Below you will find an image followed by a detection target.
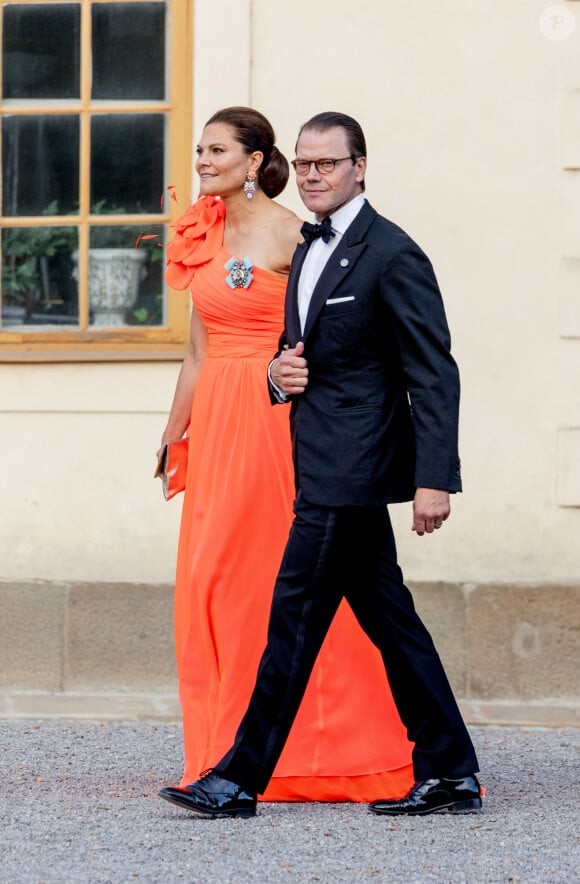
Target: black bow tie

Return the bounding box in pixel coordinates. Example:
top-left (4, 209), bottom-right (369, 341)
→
top-left (301, 216), bottom-right (335, 245)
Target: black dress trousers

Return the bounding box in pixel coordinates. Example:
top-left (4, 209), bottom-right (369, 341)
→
top-left (216, 493), bottom-right (479, 796)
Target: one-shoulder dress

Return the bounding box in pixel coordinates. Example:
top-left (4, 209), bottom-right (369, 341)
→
top-left (165, 196), bottom-right (414, 801)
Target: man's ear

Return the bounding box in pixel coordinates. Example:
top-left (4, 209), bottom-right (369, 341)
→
top-left (355, 156), bottom-right (367, 183)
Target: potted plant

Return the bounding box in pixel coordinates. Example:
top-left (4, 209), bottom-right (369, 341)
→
top-left (1, 203), bottom-right (75, 325)
top-left (72, 201), bottom-right (149, 327)
top-left (2, 202), bottom-right (160, 328)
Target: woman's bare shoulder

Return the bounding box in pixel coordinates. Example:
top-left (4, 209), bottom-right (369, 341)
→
top-left (269, 203), bottom-right (304, 246)
top-left (254, 202), bottom-right (304, 273)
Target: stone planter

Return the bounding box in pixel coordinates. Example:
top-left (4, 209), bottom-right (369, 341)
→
top-left (72, 249), bottom-right (147, 327)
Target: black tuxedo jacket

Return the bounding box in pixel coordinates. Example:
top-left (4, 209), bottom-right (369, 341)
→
top-left (273, 199), bottom-right (462, 507)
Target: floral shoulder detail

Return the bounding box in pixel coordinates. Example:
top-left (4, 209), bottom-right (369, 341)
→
top-left (165, 196), bottom-right (226, 291)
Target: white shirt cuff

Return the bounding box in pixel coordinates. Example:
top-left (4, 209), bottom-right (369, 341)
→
top-left (268, 359), bottom-right (289, 402)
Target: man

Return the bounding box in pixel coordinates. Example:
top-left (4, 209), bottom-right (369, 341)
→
top-left (159, 111), bottom-right (481, 818)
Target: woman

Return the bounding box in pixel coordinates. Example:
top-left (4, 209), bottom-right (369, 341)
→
top-left (159, 106), bottom-right (414, 801)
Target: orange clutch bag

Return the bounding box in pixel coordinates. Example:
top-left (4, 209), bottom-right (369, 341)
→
top-left (154, 438), bottom-right (189, 501)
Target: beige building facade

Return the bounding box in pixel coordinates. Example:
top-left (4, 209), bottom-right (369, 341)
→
top-left (0, 1), bottom-right (578, 723)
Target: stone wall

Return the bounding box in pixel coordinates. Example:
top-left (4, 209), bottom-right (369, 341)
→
top-left (1, 581), bottom-right (577, 726)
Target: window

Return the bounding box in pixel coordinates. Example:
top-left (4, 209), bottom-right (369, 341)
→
top-left (0, 0), bottom-right (192, 360)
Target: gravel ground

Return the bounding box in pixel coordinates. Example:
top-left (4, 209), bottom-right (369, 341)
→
top-left (0, 722), bottom-right (577, 883)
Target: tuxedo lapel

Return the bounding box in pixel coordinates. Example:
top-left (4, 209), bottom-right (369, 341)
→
top-left (302, 241), bottom-right (366, 341)
top-left (286, 241), bottom-right (309, 346)
top-left (302, 201), bottom-right (377, 342)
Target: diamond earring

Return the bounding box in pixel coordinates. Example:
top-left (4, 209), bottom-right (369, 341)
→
top-left (243, 171), bottom-right (256, 200)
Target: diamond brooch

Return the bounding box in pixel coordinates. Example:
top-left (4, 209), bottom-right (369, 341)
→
top-left (225, 257), bottom-right (254, 290)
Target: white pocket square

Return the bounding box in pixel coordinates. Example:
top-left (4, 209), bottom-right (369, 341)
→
top-left (325, 296), bottom-right (355, 304)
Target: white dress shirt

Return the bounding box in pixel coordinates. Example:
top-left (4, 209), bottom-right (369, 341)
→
top-left (269, 194), bottom-right (366, 401)
top-left (297, 194), bottom-right (366, 332)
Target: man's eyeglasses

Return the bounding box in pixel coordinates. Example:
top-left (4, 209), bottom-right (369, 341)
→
top-left (291, 156), bottom-right (358, 176)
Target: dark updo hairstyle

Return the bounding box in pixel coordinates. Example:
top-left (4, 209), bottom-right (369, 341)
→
top-left (296, 111), bottom-right (367, 192)
top-left (205, 106), bottom-right (289, 199)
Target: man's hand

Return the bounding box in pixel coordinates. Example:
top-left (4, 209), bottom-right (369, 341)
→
top-left (270, 341), bottom-right (309, 396)
top-left (412, 487), bottom-right (450, 536)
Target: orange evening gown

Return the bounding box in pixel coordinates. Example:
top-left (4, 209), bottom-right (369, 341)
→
top-left (166, 197), bottom-right (414, 801)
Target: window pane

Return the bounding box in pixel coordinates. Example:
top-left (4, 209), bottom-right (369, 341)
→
top-left (2, 4), bottom-right (80, 100)
top-left (92, 2), bottom-right (165, 100)
top-left (87, 226), bottom-right (164, 327)
top-left (1, 226), bottom-right (79, 328)
top-left (2, 115), bottom-right (80, 216)
top-left (90, 114), bottom-right (165, 213)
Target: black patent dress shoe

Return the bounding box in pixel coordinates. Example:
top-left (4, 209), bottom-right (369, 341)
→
top-left (369, 775), bottom-right (482, 816)
top-left (158, 771), bottom-right (256, 818)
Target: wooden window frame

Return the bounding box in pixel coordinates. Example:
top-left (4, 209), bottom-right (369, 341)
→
top-left (0, 0), bottom-right (192, 362)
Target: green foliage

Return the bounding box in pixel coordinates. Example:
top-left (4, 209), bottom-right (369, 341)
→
top-left (89, 200), bottom-right (142, 249)
top-left (1, 202), bottom-right (76, 303)
top-left (1, 201), bottom-right (161, 306)
top-left (127, 294), bottom-right (163, 325)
